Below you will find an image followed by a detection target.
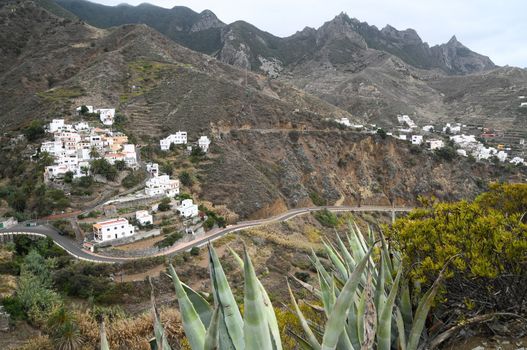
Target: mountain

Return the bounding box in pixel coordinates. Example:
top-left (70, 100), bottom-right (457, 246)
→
top-left (56, 0), bottom-right (496, 75)
top-left (2, 0), bottom-right (520, 219)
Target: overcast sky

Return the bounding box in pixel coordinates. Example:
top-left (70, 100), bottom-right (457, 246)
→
top-left (91, 0), bottom-right (526, 67)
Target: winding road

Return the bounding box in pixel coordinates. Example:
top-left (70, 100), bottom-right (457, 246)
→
top-left (0, 205), bottom-right (412, 264)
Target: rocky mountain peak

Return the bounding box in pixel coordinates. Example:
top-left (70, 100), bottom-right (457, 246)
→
top-left (380, 25), bottom-right (423, 45)
top-left (190, 9), bottom-right (225, 32)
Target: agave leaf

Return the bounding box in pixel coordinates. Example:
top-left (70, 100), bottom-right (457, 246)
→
top-left (229, 246), bottom-right (283, 349)
top-left (323, 238), bottom-right (348, 278)
top-left (318, 269), bottom-right (335, 317)
top-left (406, 271), bottom-right (444, 350)
top-left (243, 247), bottom-right (273, 350)
top-left (320, 248), bottom-right (372, 350)
top-left (399, 279), bottom-right (413, 336)
top-left (99, 320), bottom-right (110, 350)
top-left (182, 283), bottom-right (212, 328)
top-left (395, 308), bottom-right (407, 350)
top-left (288, 281), bottom-right (321, 350)
top-left (287, 329), bottom-right (319, 350)
top-left (374, 254), bottom-right (386, 321)
top-left (208, 245), bottom-right (244, 350)
top-left (346, 302), bottom-right (360, 350)
top-left (377, 265), bottom-right (402, 350)
top-left (168, 264), bottom-right (206, 350)
top-left (356, 283), bottom-right (366, 345)
top-left (150, 285), bottom-right (172, 350)
top-left (335, 232), bottom-right (356, 274)
top-left (204, 307), bottom-right (220, 350)
top-left (346, 222), bottom-right (366, 262)
top-left (311, 250), bottom-right (332, 286)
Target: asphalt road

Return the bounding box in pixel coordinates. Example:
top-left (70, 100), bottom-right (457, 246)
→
top-left (0, 205), bottom-right (412, 264)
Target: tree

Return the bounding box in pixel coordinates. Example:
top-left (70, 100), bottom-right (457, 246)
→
top-left (179, 171), bottom-right (193, 187)
top-left (114, 160), bottom-right (127, 171)
top-left (63, 171), bottom-right (74, 184)
top-left (89, 147), bottom-right (99, 159)
top-left (79, 105), bottom-right (89, 115)
top-left (8, 190), bottom-right (26, 212)
top-left (376, 128), bottom-right (387, 139)
top-left (24, 120), bottom-right (45, 142)
top-left (190, 247), bottom-right (200, 256)
top-left (158, 197), bottom-right (171, 211)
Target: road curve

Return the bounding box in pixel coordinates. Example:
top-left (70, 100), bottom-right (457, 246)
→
top-left (0, 205), bottom-right (412, 264)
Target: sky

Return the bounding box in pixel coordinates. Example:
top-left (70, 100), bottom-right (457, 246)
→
top-left (91, 0), bottom-right (526, 67)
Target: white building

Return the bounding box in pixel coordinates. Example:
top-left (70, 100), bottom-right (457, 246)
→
top-left (422, 125), bottom-right (434, 132)
top-left (443, 123), bottom-right (461, 134)
top-left (49, 119), bottom-right (65, 133)
top-left (75, 122), bottom-right (90, 131)
top-left (96, 108), bottom-right (115, 126)
top-left (160, 131), bottom-right (187, 150)
top-left (146, 163), bottom-right (159, 177)
top-left (411, 135), bottom-right (423, 145)
top-left (122, 144), bottom-right (137, 167)
top-left (76, 105), bottom-right (94, 114)
top-left (397, 115), bottom-right (417, 129)
top-left (521, 102), bottom-right (527, 108)
top-left (510, 157), bottom-right (525, 165)
top-left (457, 149), bottom-right (467, 157)
top-left (0, 217), bottom-right (17, 229)
top-left (335, 117), bottom-right (351, 127)
top-left (93, 218), bottom-right (135, 242)
top-left (145, 175), bottom-right (180, 197)
top-left (136, 210), bottom-right (153, 226)
top-left (177, 199), bottom-right (199, 218)
top-left (496, 151), bottom-right (508, 162)
top-left (198, 136), bottom-right (211, 153)
top-left (41, 140), bottom-right (64, 156)
top-left (429, 139), bottom-right (444, 150)
top-left (399, 135), bottom-right (407, 141)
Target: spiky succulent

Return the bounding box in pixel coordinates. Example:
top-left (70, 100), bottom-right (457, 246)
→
top-left (99, 217), bottom-right (442, 350)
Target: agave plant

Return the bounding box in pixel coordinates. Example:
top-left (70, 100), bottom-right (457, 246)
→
top-left (288, 220), bottom-right (444, 350)
top-left (165, 243), bottom-right (372, 350)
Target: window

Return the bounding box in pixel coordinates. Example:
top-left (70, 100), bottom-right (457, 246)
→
top-left (106, 228), bottom-right (110, 231)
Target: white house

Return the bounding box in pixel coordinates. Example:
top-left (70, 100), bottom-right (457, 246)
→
top-left (399, 135), bottom-right (407, 141)
top-left (429, 139), bottom-right (444, 150)
top-left (496, 151), bottom-right (508, 162)
top-left (443, 123), bottom-right (461, 134)
top-left (41, 140), bottom-right (63, 156)
top-left (96, 108), bottom-right (115, 126)
top-left (146, 163), bottom-right (159, 177)
top-left (457, 149), bottom-right (467, 157)
top-left (136, 210), bottom-right (153, 226)
top-left (521, 102), bottom-right (527, 108)
top-left (198, 136), bottom-right (211, 153)
top-left (49, 119), bottom-right (65, 133)
top-left (411, 135), bottom-right (423, 145)
top-left (510, 157), bottom-right (525, 165)
top-left (422, 125), bottom-right (434, 132)
top-left (160, 131), bottom-right (187, 150)
top-left (122, 144), bottom-right (137, 167)
top-left (0, 217), bottom-right (17, 229)
top-left (76, 105), bottom-right (94, 114)
top-left (93, 218), bottom-right (135, 242)
top-left (397, 115), bottom-right (417, 129)
top-left (335, 117), bottom-right (351, 127)
top-left (145, 175), bottom-right (180, 197)
top-left (177, 199), bottom-right (199, 218)
top-left (74, 122), bottom-right (90, 131)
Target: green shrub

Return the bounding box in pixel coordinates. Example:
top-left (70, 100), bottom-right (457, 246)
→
top-left (179, 171), bottom-right (193, 187)
top-left (190, 247), bottom-right (200, 256)
top-left (386, 184), bottom-right (527, 315)
top-left (313, 209), bottom-right (338, 227)
top-left (309, 192), bottom-right (327, 206)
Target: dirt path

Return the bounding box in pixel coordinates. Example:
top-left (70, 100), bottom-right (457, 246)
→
top-left (118, 264), bottom-right (167, 283)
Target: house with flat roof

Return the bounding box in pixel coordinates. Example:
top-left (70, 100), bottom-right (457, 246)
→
top-left (93, 218), bottom-right (134, 242)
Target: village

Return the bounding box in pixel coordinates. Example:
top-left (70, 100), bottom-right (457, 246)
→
top-left (335, 96), bottom-right (527, 167)
top-left (34, 104), bottom-right (215, 254)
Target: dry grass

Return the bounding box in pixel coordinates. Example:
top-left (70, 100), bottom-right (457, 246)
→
top-left (0, 274), bottom-right (17, 298)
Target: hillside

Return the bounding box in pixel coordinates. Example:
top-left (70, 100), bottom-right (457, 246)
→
top-left (0, 0), bottom-right (525, 220)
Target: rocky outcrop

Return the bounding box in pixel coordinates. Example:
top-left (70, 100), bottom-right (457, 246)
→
top-left (430, 36), bottom-right (496, 74)
top-left (190, 10), bottom-right (225, 32)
